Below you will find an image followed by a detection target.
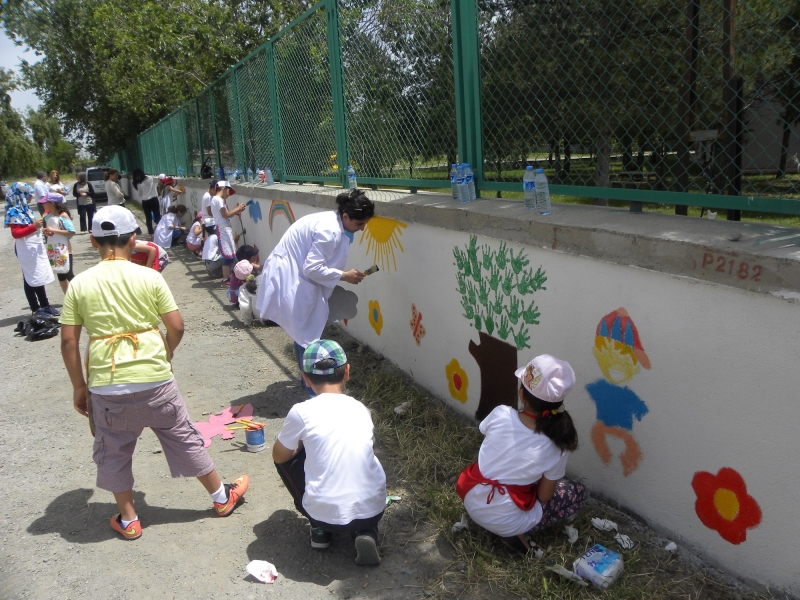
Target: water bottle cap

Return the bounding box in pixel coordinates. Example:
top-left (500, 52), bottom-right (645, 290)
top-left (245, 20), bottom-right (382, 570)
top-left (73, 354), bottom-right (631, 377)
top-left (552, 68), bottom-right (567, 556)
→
top-left (526, 165), bottom-right (533, 170)
top-left (536, 168), bottom-right (544, 173)
top-left (464, 163), bottom-right (470, 167)
top-left (451, 164), bottom-right (457, 167)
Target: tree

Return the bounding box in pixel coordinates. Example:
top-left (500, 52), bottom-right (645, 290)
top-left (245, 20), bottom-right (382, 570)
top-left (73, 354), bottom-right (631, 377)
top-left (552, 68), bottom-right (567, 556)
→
top-left (2, 0), bottom-right (314, 159)
top-left (0, 68), bottom-right (45, 178)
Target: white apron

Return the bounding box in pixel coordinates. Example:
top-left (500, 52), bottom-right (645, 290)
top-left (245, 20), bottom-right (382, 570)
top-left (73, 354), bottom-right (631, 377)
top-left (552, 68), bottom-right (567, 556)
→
top-left (16, 232), bottom-right (55, 287)
top-left (153, 213), bottom-right (177, 248)
top-left (256, 211), bottom-right (350, 347)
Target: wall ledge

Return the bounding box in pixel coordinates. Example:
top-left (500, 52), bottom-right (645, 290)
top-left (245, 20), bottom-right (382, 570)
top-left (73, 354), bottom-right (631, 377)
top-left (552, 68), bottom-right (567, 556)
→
top-left (181, 179), bottom-right (800, 297)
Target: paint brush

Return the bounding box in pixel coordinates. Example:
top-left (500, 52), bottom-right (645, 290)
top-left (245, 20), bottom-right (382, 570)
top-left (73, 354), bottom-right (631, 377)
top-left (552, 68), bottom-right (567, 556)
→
top-left (363, 264), bottom-right (379, 276)
top-left (232, 403), bottom-right (245, 417)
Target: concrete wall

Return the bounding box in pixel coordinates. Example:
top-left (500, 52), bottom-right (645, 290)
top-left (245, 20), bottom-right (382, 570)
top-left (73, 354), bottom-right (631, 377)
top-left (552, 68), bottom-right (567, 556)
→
top-left (180, 180), bottom-right (800, 595)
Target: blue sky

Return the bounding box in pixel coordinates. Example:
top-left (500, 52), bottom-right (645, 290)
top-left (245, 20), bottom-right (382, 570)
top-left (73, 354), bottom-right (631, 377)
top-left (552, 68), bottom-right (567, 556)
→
top-left (0, 27), bottom-right (41, 111)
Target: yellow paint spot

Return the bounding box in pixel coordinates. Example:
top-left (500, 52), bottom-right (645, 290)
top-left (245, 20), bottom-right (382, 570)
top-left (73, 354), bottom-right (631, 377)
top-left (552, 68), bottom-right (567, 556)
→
top-left (360, 216), bottom-right (407, 272)
top-left (713, 488), bottom-right (740, 521)
top-left (445, 359), bottom-right (469, 404)
top-left (592, 336), bottom-right (640, 385)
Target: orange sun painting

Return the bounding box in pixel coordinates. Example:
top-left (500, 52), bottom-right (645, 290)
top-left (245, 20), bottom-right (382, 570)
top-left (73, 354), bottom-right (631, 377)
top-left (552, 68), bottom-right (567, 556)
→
top-left (359, 216), bottom-right (407, 272)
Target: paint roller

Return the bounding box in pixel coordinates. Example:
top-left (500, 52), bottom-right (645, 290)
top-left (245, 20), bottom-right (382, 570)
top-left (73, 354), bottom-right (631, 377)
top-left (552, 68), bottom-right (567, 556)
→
top-left (363, 265), bottom-right (380, 276)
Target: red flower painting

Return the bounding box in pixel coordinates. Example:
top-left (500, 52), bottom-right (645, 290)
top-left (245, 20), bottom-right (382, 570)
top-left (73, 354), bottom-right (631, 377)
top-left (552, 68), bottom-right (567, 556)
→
top-left (691, 467), bottom-right (762, 545)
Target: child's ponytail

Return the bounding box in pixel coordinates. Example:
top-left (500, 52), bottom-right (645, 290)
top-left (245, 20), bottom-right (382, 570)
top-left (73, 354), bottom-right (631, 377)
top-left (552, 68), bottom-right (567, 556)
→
top-left (521, 387), bottom-right (578, 452)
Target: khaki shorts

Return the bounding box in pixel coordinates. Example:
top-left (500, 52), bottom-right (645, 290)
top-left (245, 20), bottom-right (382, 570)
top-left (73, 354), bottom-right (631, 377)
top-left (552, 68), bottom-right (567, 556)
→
top-left (91, 380), bottom-right (214, 493)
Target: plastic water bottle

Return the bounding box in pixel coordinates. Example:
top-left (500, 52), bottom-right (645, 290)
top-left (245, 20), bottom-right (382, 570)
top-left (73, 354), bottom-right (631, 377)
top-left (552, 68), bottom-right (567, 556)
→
top-left (534, 168), bottom-right (551, 215)
top-left (177, 166), bottom-right (184, 178)
top-left (463, 163), bottom-right (476, 201)
top-left (266, 167), bottom-right (275, 186)
top-left (523, 166), bottom-right (536, 209)
top-left (224, 166), bottom-right (232, 180)
top-left (347, 165), bottom-right (357, 190)
top-left (456, 165), bottom-right (469, 204)
top-left (450, 164), bottom-right (459, 201)
top-left (218, 166), bottom-right (225, 181)
top-left (247, 167), bottom-right (253, 182)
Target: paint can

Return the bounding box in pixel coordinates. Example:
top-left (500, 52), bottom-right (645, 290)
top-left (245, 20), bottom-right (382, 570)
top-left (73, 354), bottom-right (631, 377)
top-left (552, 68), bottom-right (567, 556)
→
top-left (245, 427), bottom-right (265, 453)
top-left (573, 544), bottom-right (624, 589)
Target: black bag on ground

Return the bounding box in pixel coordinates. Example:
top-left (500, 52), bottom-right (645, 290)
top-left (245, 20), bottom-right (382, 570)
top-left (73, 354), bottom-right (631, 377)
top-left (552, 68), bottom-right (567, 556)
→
top-left (15, 315), bottom-right (61, 341)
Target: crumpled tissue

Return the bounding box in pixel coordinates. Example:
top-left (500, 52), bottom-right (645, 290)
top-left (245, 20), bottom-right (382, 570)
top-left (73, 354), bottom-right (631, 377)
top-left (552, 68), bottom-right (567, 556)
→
top-left (548, 565), bottom-right (589, 586)
top-left (452, 514), bottom-right (468, 533)
top-left (394, 401), bottom-right (411, 415)
top-left (246, 560), bottom-right (279, 584)
top-left (591, 518), bottom-right (636, 549)
top-left (564, 525), bottom-right (579, 545)
top-left (664, 541), bottom-right (678, 552)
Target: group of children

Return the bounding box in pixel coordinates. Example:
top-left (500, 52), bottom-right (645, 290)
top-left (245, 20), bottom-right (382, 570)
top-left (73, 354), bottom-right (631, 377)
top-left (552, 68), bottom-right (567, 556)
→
top-left (52, 180), bottom-right (587, 569)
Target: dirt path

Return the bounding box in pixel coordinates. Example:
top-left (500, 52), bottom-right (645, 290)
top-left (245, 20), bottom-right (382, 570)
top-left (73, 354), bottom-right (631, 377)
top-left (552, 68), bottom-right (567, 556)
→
top-left (0, 199), bottom-right (451, 599)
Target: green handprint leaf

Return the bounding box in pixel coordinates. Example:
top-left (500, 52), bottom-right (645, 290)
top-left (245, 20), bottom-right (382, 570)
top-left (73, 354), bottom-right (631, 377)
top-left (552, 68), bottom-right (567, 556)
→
top-left (498, 315), bottom-right (510, 340)
top-left (501, 273), bottom-right (514, 296)
top-left (474, 313), bottom-right (482, 331)
top-left (484, 312), bottom-right (495, 336)
top-left (530, 266), bottom-right (548, 292)
top-left (488, 265), bottom-right (500, 292)
top-left (456, 271), bottom-right (467, 295)
top-left (452, 247), bottom-right (466, 271)
top-left (477, 279), bottom-right (490, 309)
top-left (522, 300), bottom-right (541, 325)
top-left (506, 295), bottom-right (521, 324)
top-left (495, 241), bottom-right (509, 270)
top-left (461, 296), bottom-right (474, 320)
top-left (481, 246), bottom-right (494, 270)
top-left (491, 290), bottom-right (504, 315)
top-left (466, 281), bottom-right (476, 306)
top-left (510, 248), bottom-right (530, 275)
top-left (513, 323), bottom-right (531, 350)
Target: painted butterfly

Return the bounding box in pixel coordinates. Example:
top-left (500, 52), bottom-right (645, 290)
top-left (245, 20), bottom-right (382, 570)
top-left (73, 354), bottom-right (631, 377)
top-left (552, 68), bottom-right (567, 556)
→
top-left (410, 303), bottom-right (426, 346)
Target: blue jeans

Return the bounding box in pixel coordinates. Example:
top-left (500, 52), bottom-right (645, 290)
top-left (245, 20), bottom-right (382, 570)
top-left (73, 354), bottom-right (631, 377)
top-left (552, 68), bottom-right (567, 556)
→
top-left (293, 342), bottom-right (316, 398)
top-left (171, 229), bottom-right (182, 243)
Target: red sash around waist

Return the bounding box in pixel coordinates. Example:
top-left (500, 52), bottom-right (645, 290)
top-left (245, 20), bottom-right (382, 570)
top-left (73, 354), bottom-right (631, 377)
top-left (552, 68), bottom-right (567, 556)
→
top-left (456, 462), bottom-right (538, 511)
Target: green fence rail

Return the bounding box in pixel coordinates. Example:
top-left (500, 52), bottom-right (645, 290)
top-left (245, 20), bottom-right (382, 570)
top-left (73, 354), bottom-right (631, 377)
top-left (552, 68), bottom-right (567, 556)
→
top-left (110, 0), bottom-right (800, 218)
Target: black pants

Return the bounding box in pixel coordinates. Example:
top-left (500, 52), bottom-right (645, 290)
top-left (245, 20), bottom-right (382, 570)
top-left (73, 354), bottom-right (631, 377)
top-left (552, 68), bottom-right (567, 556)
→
top-left (141, 197), bottom-right (161, 234)
top-left (77, 202), bottom-right (96, 232)
top-left (57, 255), bottom-right (75, 282)
top-left (23, 278), bottom-right (49, 312)
top-left (275, 448), bottom-right (384, 533)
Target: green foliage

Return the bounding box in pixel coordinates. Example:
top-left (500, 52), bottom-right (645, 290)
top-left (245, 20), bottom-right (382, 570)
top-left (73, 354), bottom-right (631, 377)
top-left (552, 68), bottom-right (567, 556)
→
top-left (0, 68), bottom-right (45, 178)
top-left (2, 0), bottom-right (314, 159)
top-left (454, 235), bottom-right (547, 350)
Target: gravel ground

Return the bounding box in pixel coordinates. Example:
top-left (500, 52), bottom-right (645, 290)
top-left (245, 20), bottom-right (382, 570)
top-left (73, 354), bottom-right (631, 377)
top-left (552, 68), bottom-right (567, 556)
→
top-left (0, 195), bottom-right (451, 600)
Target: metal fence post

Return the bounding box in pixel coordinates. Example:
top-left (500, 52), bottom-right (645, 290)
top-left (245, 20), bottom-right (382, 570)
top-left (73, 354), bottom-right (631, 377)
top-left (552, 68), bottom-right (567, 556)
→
top-left (194, 97), bottom-right (204, 177)
top-left (326, 0), bottom-right (349, 188)
top-left (231, 67), bottom-right (248, 173)
top-left (267, 43), bottom-right (286, 181)
top-left (451, 0), bottom-right (484, 197)
top-left (209, 90), bottom-right (223, 177)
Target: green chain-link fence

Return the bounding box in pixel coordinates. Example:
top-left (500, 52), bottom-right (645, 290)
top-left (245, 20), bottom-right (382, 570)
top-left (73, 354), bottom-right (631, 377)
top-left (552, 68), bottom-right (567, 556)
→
top-left (111, 0), bottom-right (800, 218)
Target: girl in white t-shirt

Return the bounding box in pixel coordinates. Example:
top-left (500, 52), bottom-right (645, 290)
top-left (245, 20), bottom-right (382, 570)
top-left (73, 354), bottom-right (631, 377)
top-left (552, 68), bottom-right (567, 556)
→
top-left (153, 204), bottom-right (187, 249)
top-left (457, 354), bottom-right (586, 554)
top-left (185, 211), bottom-right (205, 257)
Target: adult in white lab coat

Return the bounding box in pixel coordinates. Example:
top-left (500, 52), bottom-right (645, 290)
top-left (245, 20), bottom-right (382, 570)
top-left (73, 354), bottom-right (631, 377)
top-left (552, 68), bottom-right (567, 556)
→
top-left (256, 189), bottom-right (375, 396)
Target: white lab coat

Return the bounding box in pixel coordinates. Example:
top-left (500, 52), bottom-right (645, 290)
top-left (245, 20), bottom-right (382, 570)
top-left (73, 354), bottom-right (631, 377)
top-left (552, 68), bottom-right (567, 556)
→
top-left (256, 211), bottom-right (350, 347)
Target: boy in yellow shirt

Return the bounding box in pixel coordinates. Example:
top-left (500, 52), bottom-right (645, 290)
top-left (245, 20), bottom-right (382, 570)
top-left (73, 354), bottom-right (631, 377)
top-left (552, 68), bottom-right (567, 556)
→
top-left (60, 205), bottom-right (249, 540)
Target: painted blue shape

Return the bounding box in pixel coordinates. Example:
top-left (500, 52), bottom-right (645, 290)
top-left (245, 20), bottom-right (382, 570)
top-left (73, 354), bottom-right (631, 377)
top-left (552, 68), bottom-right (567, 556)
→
top-left (586, 379), bottom-right (648, 430)
top-left (344, 230), bottom-right (354, 244)
top-left (372, 308), bottom-right (378, 322)
top-left (598, 320), bottom-right (610, 337)
top-left (610, 316), bottom-right (622, 343)
top-left (248, 199), bottom-right (262, 223)
top-left (623, 322), bottom-right (634, 346)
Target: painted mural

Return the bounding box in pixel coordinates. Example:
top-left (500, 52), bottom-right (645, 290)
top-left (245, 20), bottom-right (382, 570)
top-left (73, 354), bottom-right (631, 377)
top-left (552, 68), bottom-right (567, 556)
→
top-left (247, 199), bottom-right (263, 223)
top-left (410, 303), bottom-right (426, 346)
top-left (454, 236), bottom-right (547, 420)
top-left (360, 216), bottom-right (407, 272)
top-left (692, 467), bottom-right (762, 544)
top-left (445, 359), bottom-right (469, 403)
top-left (268, 200), bottom-right (295, 231)
top-left (368, 300), bottom-right (383, 335)
top-left (586, 308), bottom-right (650, 476)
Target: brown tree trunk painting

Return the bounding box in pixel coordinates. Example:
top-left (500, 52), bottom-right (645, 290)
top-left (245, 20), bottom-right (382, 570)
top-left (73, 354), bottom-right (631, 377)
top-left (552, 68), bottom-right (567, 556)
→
top-left (469, 332), bottom-right (519, 421)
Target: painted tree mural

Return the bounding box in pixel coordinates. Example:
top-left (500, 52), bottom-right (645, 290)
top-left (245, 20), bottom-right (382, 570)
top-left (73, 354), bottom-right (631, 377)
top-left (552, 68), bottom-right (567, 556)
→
top-left (453, 236), bottom-right (547, 420)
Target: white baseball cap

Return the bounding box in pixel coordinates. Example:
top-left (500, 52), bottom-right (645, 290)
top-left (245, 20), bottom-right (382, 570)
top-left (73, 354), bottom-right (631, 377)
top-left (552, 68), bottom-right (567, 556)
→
top-left (514, 354), bottom-right (576, 403)
top-left (215, 180), bottom-right (236, 195)
top-left (91, 205), bottom-right (139, 237)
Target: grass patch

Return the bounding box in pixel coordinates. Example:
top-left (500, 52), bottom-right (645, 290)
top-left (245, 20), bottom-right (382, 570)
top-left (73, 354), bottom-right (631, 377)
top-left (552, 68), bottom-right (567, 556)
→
top-left (328, 330), bottom-right (771, 599)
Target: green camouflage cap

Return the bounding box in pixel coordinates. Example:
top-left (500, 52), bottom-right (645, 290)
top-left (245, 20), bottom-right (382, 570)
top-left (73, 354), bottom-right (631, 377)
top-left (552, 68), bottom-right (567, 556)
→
top-left (302, 340), bottom-right (348, 375)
